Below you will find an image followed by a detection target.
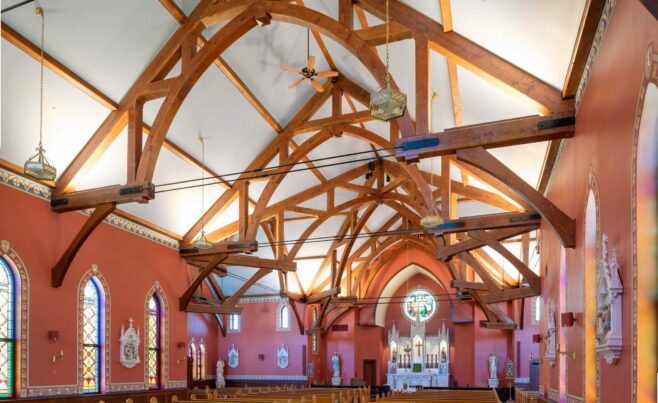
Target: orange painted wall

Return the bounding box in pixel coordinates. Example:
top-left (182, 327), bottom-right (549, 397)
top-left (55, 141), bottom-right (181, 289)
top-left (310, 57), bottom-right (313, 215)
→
top-left (0, 183), bottom-right (217, 393)
top-left (538, 0), bottom-right (658, 401)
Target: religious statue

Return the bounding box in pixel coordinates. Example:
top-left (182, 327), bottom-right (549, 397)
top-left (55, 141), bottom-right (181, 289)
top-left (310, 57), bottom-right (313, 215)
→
top-left (228, 344), bottom-right (239, 368)
top-left (595, 234), bottom-right (624, 364)
top-left (215, 359), bottom-right (225, 389)
top-left (331, 353), bottom-right (341, 385)
top-left (392, 348), bottom-right (397, 362)
top-left (277, 344), bottom-right (289, 369)
top-left (119, 318), bottom-right (140, 368)
top-left (331, 353), bottom-right (340, 377)
top-left (488, 353), bottom-right (497, 379)
top-left (440, 345), bottom-right (447, 362)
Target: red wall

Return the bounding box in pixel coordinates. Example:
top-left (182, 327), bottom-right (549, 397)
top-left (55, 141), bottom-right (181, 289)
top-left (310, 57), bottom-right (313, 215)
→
top-left (0, 183), bottom-right (217, 394)
top-left (218, 301), bottom-right (307, 377)
top-left (538, 0), bottom-right (658, 401)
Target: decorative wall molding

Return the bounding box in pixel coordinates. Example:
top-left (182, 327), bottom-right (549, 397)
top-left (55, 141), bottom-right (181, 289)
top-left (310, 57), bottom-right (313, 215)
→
top-left (515, 377), bottom-right (530, 384)
top-left (165, 380), bottom-right (187, 389)
top-left (239, 295), bottom-right (288, 304)
top-left (631, 42), bottom-right (658, 403)
top-left (27, 385), bottom-right (79, 397)
top-left (575, 0), bottom-right (618, 110)
top-left (567, 393), bottom-right (585, 403)
top-left (0, 167), bottom-right (179, 250)
top-left (225, 375), bottom-right (308, 381)
top-left (108, 382), bottom-right (147, 392)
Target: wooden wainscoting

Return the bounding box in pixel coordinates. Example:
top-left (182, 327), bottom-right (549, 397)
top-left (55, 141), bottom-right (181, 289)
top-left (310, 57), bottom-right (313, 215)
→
top-left (5, 388), bottom-right (188, 403)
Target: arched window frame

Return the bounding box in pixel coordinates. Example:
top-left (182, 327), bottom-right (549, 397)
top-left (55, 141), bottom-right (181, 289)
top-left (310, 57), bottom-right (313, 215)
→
top-left (77, 265), bottom-right (110, 395)
top-left (276, 302), bottom-right (291, 332)
top-left (227, 313), bottom-right (240, 333)
top-left (144, 282), bottom-right (169, 390)
top-left (188, 339), bottom-right (198, 380)
top-left (311, 307), bottom-right (318, 354)
top-left (0, 241), bottom-right (28, 399)
top-left (197, 339), bottom-right (206, 380)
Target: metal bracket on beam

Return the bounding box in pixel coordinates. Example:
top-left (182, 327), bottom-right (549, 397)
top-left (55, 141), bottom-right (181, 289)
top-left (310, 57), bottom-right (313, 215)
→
top-left (51, 182), bottom-right (155, 212)
top-left (537, 116), bottom-right (575, 130)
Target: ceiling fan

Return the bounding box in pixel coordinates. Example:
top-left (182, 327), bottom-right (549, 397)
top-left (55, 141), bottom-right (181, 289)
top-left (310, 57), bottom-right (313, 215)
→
top-left (280, 29), bottom-right (338, 92)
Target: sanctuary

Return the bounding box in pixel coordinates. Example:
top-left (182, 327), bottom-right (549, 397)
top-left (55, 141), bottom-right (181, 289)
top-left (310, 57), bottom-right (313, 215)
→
top-left (386, 290), bottom-right (450, 390)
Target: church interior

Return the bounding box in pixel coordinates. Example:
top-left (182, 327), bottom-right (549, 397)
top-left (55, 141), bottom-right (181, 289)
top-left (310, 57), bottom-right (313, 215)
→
top-left (0, 0), bottom-right (657, 402)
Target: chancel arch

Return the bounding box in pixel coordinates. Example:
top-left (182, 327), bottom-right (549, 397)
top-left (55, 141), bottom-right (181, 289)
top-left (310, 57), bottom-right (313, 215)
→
top-left (0, 241), bottom-right (28, 399)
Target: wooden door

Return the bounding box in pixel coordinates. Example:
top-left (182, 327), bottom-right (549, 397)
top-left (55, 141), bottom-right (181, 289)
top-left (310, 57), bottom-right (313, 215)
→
top-left (363, 359), bottom-right (377, 386)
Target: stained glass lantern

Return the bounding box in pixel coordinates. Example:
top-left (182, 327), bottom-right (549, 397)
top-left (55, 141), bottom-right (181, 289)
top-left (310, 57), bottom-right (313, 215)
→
top-left (24, 144), bottom-right (56, 181)
top-left (192, 231), bottom-right (212, 250)
top-left (420, 214), bottom-right (443, 229)
top-left (370, 73), bottom-right (407, 121)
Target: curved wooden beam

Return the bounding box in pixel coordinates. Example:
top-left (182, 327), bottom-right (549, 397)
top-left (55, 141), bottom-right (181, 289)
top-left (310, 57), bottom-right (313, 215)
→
top-left (456, 147), bottom-right (575, 247)
top-left (51, 202), bottom-right (116, 287)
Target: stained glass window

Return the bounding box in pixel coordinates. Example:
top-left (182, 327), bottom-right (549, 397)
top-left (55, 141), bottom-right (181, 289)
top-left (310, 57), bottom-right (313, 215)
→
top-left (189, 343), bottom-right (197, 380)
top-left (82, 279), bottom-right (100, 394)
top-left (403, 289), bottom-right (436, 322)
top-left (311, 307), bottom-right (318, 353)
top-left (0, 258), bottom-right (15, 398)
top-left (147, 294), bottom-right (161, 389)
top-left (198, 343), bottom-right (206, 379)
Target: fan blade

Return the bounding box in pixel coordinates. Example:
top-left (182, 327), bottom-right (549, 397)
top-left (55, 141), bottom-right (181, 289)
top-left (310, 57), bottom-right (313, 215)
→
top-left (307, 55), bottom-right (316, 70)
top-left (310, 78), bottom-right (324, 92)
top-left (280, 66), bottom-right (301, 74)
top-left (316, 71), bottom-right (339, 77)
top-left (288, 77), bottom-right (305, 89)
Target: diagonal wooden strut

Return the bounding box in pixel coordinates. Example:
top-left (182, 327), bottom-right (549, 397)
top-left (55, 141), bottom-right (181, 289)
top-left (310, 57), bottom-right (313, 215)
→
top-left (180, 254), bottom-right (228, 311)
top-left (51, 202), bottom-right (116, 287)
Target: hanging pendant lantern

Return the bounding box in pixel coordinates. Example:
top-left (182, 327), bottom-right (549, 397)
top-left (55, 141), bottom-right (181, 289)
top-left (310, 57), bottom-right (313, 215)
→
top-left (24, 7), bottom-right (57, 181)
top-left (369, 0), bottom-right (406, 121)
top-left (193, 230), bottom-right (213, 250)
top-left (192, 136), bottom-right (213, 250)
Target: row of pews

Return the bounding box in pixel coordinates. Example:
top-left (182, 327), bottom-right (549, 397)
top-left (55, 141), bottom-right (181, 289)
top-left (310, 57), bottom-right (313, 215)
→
top-left (176, 386), bottom-right (502, 403)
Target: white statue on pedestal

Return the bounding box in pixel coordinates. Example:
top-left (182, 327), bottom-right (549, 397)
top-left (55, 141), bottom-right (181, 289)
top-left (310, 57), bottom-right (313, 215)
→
top-left (215, 359), bottom-right (225, 388)
top-left (331, 353), bottom-right (341, 385)
top-left (487, 353), bottom-right (499, 388)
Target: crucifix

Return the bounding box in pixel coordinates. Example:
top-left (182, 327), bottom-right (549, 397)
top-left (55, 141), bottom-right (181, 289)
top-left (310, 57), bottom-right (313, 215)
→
top-left (415, 340), bottom-right (423, 356)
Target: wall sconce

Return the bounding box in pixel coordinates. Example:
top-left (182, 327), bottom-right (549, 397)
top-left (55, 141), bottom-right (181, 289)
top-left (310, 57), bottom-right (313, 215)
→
top-left (557, 344), bottom-right (576, 360)
top-left (561, 312), bottom-right (577, 327)
top-left (52, 350), bottom-right (64, 364)
top-left (48, 331), bottom-right (59, 341)
top-left (258, 354), bottom-right (265, 361)
top-left (532, 334), bottom-right (542, 343)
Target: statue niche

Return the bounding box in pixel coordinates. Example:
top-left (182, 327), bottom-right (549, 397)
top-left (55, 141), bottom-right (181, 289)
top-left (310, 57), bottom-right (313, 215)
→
top-left (119, 318), bottom-right (140, 368)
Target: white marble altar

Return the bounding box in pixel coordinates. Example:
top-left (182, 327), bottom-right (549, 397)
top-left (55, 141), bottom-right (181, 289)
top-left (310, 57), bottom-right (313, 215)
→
top-left (386, 316), bottom-right (450, 390)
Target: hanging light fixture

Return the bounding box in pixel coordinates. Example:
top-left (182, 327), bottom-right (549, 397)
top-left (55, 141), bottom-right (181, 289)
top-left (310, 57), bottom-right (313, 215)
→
top-left (193, 136), bottom-right (212, 250)
top-left (420, 95), bottom-right (443, 229)
top-left (369, 0), bottom-right (407, 121)
top-left (24, 7), bottom-right (57, 181)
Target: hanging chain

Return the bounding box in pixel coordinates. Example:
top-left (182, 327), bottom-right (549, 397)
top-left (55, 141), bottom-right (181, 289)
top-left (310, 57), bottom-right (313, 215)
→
top-left (199, 136), bottom-right (206, 236)
top-left (385, 0), bottom-right (390, 84)
top-left (37, 7), bottom-right (45, 150)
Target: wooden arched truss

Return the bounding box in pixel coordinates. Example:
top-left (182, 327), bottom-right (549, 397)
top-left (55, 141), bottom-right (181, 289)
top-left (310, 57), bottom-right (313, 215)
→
top-left (4, 0), bottom-right (582, 331)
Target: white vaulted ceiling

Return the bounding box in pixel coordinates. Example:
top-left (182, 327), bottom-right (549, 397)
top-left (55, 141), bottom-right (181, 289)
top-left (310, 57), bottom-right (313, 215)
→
top-left (0, 0), bottom-right (586, 296)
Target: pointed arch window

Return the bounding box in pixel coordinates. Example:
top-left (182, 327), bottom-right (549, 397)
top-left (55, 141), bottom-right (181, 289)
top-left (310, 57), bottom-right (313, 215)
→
top-left (147, 294), bottom-right (161, 389)
top-left (0, 258), bottom-right (15, 398)
top-left (311, 307), bottom-right (318, 354)
top-left (277, 302), bottom-right (291, 331)
top-left (81, 279), bottom-right (101, 393)
top-left (188, 341), bottom-right (198, 380)
top-left (228, 314), bottom-right (240, 332)
top-left (197, 342), bottom-right (206, 380)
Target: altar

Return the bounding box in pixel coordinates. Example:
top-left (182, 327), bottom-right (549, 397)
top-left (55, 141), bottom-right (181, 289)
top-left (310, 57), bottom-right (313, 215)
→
top-left (386, 289), bottom-right (450, 391)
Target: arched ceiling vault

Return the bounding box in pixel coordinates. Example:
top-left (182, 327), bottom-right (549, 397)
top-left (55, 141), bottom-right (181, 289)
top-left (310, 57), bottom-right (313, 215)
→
top-left (1, 0), bottom-right (589, 333)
